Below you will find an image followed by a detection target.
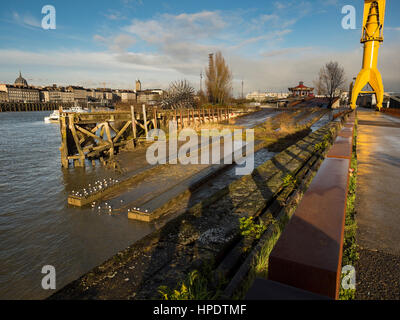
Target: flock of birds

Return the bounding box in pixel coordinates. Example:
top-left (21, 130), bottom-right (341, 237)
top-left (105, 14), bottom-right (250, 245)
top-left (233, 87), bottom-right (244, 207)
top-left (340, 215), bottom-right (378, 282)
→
top-left (70, 178), bottom-right (120, 198)
top-left (70, 177), bottom-right (150, 215)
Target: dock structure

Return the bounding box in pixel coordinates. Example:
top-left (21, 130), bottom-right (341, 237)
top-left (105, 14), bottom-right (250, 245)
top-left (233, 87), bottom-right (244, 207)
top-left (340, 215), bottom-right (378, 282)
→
top-left (0, 102), bottom-right (74, 112)
top-left (60, 105), bottom-right (237, 169)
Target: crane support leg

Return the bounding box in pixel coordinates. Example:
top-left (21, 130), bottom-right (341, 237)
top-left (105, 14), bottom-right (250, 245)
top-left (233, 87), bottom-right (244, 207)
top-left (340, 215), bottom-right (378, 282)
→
top-left (350, 0), bottom-right (386, 110)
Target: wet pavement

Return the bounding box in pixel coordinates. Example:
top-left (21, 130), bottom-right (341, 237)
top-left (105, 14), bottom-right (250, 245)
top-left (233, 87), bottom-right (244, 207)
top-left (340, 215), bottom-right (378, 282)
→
top-left (355, 107), bottom-right (400, 299)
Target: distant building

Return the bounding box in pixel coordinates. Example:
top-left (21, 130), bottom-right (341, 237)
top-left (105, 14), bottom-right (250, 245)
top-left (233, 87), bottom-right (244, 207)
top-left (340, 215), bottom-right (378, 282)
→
top-left (87, 88), bottom-right (114, 104)
top-left (265, 92), bottom-right (289, 99)
top-left (246, 91), bottom-right (289, 101)
top-left (288, 81), bottom-right (314, 97)
top-left (246, 91), bottom-right (267, 102)
top-left (66, 86), bottom-right (89, 103)
top-left (120, 90), bottom-right (136, 102)
top-left (0, 72), bottom-right (40, 103)
top-left (136, 89), bottom-right (163, 105)
top-left (40, 85), bottom-right (74, 103)
top-left (0, 91), bottom-right (8, 102)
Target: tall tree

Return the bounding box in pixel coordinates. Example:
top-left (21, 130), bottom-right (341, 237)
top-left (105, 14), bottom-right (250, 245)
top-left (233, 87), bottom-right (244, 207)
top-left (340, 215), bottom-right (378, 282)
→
top-left (205, 51), bottom-right (232, 104)
top-left (317, 61), bottom-right (346, 107)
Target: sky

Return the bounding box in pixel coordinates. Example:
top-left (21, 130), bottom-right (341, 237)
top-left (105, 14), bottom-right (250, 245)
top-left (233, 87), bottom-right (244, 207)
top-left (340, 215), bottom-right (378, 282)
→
top-left (0, 0), bottom-right (399, 95)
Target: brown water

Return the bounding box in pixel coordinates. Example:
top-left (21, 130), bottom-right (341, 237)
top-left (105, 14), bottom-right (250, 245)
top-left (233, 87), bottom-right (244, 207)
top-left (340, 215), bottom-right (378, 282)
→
top-left (0, 109), bottom-right (311, 299)
top-left (0, 112), bottom-right (155, 299)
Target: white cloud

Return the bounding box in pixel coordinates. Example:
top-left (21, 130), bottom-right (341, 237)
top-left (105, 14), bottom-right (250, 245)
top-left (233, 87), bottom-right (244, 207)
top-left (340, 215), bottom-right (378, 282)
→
top-left (94, 34), bottom-right (136, 52)
top-left (12, 12), bottom-right (41, 29)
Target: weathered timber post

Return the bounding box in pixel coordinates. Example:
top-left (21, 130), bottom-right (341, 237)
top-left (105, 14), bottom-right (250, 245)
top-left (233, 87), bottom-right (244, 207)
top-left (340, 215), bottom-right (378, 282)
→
top-left (69, 113), bottom-right (85, 167)
top-left (104, 122), bottom-right (114, 161)
top-left (60, 114), bottom-right (69, 168)
top-left (153, 108), bottom-right (157, 129)
top-left (180, 109), bottom-right (183, 129)
top-left (131, 106), bottom-right (137, 139)
top-left (142, 104), bottom-right (148, 138)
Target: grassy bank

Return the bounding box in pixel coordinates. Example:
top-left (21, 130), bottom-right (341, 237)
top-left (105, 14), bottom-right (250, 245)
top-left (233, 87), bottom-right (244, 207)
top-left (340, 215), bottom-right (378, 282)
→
top-left (339, 118), bottom-right (358, 300)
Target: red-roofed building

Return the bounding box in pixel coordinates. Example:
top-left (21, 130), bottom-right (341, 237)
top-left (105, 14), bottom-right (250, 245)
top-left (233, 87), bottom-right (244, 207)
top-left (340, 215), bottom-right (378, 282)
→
top-left (288, 81), bottom-right (314, 97)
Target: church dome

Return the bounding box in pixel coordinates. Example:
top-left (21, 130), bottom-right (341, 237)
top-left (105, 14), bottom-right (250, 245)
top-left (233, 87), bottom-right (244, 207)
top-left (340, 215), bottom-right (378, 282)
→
top-left (14, 72), bottom-right (28, 87)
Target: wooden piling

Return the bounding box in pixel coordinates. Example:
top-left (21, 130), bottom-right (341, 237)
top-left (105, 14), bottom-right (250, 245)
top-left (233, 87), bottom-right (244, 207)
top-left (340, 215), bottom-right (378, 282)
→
top-left (142, 104), bottom-right (148, 137)
top-left (131, 106), bottom-right (137, 139)
top-left (153, 108), bottom-right (157, 129)
top-left (60, 114), bottom-right (69, 168)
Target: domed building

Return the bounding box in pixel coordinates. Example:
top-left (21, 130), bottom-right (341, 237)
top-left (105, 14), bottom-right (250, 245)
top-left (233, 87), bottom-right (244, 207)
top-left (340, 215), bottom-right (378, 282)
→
top-left (0, 71), bottom-right (39, 103)
top-left (14, 71), bottom-right (28, 87)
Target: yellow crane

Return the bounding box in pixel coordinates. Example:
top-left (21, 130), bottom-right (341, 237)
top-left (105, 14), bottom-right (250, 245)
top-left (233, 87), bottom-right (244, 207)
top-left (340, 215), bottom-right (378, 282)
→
top-left (351, 0), bottom-right (386, 110)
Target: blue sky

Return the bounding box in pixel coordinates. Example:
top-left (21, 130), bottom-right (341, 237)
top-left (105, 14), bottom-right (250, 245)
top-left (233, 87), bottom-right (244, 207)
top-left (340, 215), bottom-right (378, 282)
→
top-left (0, 0), bottom-right (399, 93)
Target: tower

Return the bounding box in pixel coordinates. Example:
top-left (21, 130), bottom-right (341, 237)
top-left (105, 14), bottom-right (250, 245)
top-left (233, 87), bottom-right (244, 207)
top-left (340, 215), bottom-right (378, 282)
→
top-left (135, 79), bottom-right (141, 92)
top-left (351, 0), bottom-right (386, 110)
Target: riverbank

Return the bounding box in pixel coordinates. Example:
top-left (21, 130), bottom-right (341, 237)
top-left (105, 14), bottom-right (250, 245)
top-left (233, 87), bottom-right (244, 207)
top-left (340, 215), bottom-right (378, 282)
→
top-left (49, 111), bottom-right (348, 300)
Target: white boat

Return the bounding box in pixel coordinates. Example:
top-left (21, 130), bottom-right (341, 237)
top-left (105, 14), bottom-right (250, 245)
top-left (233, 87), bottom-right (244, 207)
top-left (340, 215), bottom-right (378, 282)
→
top-left (44, 110), bottom-right (60, 123)
top-left (44, 107), bottom-right (88, 123)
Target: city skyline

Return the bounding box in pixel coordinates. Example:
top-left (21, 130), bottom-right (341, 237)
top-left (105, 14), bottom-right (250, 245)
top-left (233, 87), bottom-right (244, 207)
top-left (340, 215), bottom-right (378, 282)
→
top-left (0, 0), bottom-right (400, 94)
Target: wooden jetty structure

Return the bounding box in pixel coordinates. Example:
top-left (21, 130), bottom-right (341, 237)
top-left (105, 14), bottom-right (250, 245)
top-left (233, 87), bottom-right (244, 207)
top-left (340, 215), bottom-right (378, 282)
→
top-left (0, 102), bottom-right (74, 112)
top-left (60, 105), bottom-right (238, 169)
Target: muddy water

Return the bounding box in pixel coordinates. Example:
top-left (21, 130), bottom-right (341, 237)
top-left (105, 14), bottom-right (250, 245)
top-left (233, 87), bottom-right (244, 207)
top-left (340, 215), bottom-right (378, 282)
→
top-left (0, 112), bottom-right (155, 299)
top-left (0, 109), bottom-right (282, 299)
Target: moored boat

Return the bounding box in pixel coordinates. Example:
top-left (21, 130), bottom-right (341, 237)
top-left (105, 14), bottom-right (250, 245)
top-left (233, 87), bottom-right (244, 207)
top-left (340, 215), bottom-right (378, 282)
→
top-left (44, 106), bottom-right (88, 123)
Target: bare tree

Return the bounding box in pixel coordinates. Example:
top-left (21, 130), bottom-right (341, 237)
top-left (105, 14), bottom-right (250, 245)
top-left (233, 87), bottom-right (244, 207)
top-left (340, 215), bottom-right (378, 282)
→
top-left (161, 80), bottom-right (195, 109)
top-left (317, 61), bottom-right (346, 107)
top-left (206, 52), bottom-right (232, 104)
top-left (313, 78), bottom-right (325, 96)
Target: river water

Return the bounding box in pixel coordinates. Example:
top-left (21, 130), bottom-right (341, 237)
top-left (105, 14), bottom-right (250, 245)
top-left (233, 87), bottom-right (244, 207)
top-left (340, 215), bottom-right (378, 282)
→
top-left (0, 112), bottom-right (155, 299)
top-left (0, 109), bottom-right (310, 299)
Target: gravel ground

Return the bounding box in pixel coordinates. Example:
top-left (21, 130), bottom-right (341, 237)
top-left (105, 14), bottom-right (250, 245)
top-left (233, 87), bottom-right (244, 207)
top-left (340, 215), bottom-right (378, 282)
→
top-left (355, 248), bottom-right (400, 300)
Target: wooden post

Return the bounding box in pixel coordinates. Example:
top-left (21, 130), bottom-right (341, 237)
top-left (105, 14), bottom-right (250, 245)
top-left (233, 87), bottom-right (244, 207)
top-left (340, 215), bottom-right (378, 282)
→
top-left (142, 104), bottom-right (148, 137)
top-left (131, 106), bottom-right (137, 139)
top-left (180, 109), bottom-right (183, 129)
top-left (104, 122), bottom-right (114, 160)
top-left (153, 108), bottom-right (157, 129)
top-left (69, 114), bottom-right (85, 167)
top-left (60, 113), bottom-right (69, 168)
